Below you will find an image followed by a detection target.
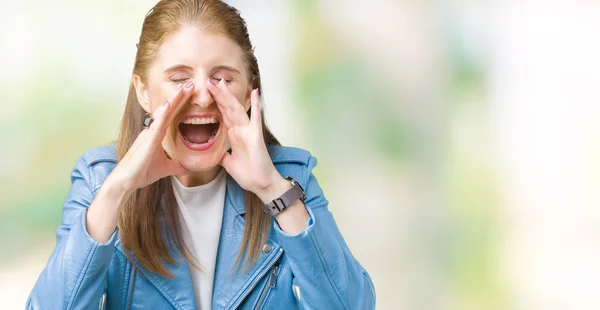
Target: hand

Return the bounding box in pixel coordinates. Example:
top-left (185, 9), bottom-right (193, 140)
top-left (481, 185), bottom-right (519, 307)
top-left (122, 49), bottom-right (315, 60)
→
top-left (207, 79), bottom-right (286, 202)
top-left (108, 82), bottom-right (195, 194)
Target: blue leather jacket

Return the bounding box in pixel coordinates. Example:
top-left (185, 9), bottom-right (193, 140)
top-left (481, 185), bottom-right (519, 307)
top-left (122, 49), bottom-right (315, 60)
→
top-left (27, 145), bottom-right (375, 309)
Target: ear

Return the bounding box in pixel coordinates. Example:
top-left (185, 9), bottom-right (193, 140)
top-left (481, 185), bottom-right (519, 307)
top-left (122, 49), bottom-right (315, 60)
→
top-left (133, 74), bottom-right (152, 113)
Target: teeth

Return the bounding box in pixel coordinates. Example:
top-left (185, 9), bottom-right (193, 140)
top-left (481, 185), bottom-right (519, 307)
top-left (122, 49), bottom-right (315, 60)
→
top-left (181, 117), bottom-right (219, 125)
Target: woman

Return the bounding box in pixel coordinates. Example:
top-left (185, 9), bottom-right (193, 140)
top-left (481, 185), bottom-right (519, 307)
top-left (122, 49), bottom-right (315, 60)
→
top-left (27, 0), bottom-right (375, 309)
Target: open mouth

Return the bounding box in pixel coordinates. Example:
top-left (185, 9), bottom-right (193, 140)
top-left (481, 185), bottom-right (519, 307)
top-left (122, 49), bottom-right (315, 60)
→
top-left (177, 115), bottom-right (221, 151)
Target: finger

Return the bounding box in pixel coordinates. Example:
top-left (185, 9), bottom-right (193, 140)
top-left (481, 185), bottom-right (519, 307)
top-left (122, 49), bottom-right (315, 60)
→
top-left (148, 98), bottom-right (169, 129)
top-left (206, 78), bottom-right (249, 126)
top-left (160, 159), bottom-right (190, 177)
top-left (250, 88), bottom-right (261, 127)
top-left (145, 99), bottom-right (171, 146)
top-left (221, 114), bottom-right (232, 129)
top-left (163, 160), bottom-right (190, 177)
top-left (150, 82), bottom-right (194, 133)
top-left (207, 81), bottom-right (234, 128)
top-left (165, 81), bottom-right (195, 125)
top-left (217, 101), bottom-right (233, 128)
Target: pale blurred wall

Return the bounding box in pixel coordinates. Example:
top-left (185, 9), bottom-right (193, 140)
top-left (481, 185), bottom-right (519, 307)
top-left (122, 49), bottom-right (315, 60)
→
top-left (0, 1), bottom-right (156, 308)
top-left (492, 2), bottom-right (600, 309)
top-left (1, 1), bottom-right (600, 310)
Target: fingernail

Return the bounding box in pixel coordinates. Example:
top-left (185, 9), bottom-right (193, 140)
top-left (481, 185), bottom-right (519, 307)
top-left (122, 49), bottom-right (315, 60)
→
top-left (208, 79), bottom-right (217, 86)
top-left (185, 81), bottom-right (194, 88)
top-left (162, 99), bottom-right (169, 107)
top-left (219, 78), bottom-right (226, 86)
top-left (176, 83), bottom-right (182, 90)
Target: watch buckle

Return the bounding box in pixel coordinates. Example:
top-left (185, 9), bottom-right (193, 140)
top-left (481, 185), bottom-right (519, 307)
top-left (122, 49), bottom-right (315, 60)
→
top-left (273, 197), bottom-right (285, 212)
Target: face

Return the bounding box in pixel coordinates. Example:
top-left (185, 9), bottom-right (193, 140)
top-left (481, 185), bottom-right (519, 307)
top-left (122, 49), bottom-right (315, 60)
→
top-left (134, 26), bottom-right (252, 179)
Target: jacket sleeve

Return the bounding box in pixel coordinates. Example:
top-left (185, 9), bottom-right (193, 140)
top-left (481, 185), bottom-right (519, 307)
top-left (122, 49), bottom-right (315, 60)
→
top-left (27, 157), bottom-right (118, 310)
top-left (273, 156), bottom-right (376, 310)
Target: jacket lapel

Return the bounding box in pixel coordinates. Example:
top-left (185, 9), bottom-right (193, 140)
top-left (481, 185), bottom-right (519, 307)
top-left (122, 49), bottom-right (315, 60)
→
top-left (127, 236), bottom-right (197, 310)
top-left (211, 175), bottom-right (283, 310)
top-left (119, 174), bottom-right (281, 310)
top-left (115, 195), bottom-right (197, 309)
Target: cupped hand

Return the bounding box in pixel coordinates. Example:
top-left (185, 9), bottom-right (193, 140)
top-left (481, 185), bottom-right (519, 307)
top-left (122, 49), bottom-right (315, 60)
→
top-left (109, 82), bottom-right (195, 193)
top-left (207, 79), bottom-right (286, 201)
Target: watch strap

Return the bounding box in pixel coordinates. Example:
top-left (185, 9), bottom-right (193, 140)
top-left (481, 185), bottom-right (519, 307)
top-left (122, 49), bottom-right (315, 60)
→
top-left (262, 177), bottom-right (306, 216)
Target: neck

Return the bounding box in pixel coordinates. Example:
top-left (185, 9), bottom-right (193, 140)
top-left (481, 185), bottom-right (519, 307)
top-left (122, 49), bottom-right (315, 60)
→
top-left (175, 166), bottom-right (223, 187)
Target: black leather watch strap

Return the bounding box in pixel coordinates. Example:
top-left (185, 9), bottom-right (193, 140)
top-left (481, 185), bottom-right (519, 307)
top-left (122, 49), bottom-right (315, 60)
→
top-left (262, 177), bottom-right (306, 216)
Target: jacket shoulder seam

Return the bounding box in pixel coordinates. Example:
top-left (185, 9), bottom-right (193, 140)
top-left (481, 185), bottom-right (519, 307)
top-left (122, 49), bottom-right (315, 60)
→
top-left (269, 146), bottom-right (312, 166)
top-left (81, 145), bottom-right (118, 166)
top-left (78, 146), bottom-right (117, 193)
top-left (74, 157), bottom-right (96, 213)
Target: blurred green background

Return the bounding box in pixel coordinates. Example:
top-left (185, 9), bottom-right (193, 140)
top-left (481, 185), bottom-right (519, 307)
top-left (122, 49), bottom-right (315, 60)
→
top-left (2, 1), bottom-right (600, 309)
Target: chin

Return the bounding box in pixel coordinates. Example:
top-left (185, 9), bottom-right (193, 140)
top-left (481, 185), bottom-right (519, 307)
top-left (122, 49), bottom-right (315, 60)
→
top-left (178, 149), bottom-right (225, 172)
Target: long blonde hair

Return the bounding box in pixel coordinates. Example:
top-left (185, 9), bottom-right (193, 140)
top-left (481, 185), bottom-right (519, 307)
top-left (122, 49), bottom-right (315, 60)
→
top-left (116, 0), bottom-right (280, 277)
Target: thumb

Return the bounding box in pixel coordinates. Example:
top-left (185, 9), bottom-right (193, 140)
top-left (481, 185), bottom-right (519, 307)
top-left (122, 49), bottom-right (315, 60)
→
top-left (163, 160), bottom-right (189, 177)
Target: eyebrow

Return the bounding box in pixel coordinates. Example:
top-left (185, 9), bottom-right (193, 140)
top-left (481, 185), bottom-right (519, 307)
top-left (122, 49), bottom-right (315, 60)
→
top-left (212, 65), bottom-right (241, 75)
top-left (163, 64), bottom-right (241, 75)
top-left (163, 64), bottom-right (193, 74)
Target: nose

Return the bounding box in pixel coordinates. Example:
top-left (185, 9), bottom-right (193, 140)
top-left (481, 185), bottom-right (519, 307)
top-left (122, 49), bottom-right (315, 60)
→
top-left (190, 79), bottom-right (214, 108)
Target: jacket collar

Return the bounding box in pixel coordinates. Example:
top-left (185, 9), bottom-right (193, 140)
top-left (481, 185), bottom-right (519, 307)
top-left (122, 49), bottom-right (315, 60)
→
top-left (211, 174), bottom-right (283, 309)
top-left (225, 173), bottom-right (247, 216)
top-left (129, 247), bottom-right (197, 310)
top-left (124, 174), bottom-right (282, 310)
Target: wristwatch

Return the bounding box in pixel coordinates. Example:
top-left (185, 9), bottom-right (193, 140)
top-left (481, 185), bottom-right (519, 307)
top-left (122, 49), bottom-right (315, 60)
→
top-left (262, 177), bottom-right (306, 216)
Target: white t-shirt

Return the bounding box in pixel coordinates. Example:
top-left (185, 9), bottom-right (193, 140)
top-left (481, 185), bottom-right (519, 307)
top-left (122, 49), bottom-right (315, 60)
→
top-left (171, 169), bottom-right (227, 310)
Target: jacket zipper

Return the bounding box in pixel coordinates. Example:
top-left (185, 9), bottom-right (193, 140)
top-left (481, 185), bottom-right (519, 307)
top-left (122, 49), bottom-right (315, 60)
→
top-left (252, 264), bottom-right (279, 310)
top-left (98, 292), bottom-right (106, 310)
top-left (98, 274), bottom-right (108, 310)
top-left (127, 269), bottom-right (137, 310)
top-left (230, 248), bottom-right (283, 309)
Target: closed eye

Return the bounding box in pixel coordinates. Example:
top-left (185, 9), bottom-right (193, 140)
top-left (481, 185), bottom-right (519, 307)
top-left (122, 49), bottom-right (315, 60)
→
top-left (170, 77), bottom-right (230, 84)
top-left (171, 78), bottom-right (189, 83)
top-left (212, 77), bottom-right (231, 84)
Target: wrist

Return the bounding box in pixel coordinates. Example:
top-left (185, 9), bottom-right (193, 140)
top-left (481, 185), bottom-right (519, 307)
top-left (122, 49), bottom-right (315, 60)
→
top-left (86, 174), bottom-right (130, 244)
top-left (255, 173), bottom-right (291, 204)
top-left (102, 174), bottom-right (134, 201)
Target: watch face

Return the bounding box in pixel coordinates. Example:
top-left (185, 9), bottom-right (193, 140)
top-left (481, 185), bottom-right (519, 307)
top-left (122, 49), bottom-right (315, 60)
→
top-left (296, 181), bottom-right (305, 193)
top-left (285, 177), bottom-right (306, 201)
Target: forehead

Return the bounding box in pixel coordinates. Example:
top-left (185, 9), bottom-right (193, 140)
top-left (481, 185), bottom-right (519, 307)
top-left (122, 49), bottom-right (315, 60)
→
top-left (152, 25), bottom-right (246, 73)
